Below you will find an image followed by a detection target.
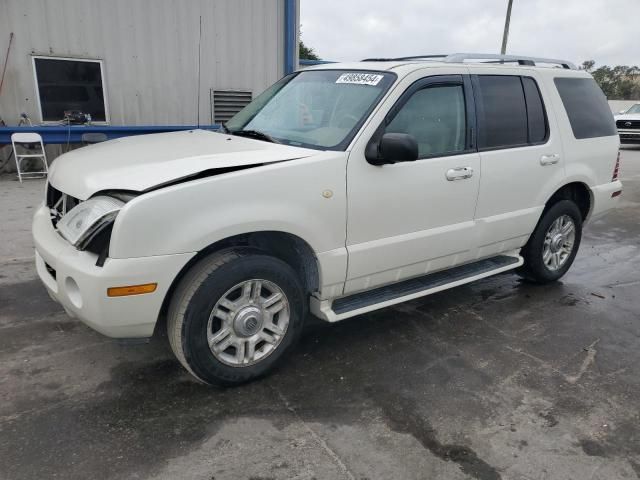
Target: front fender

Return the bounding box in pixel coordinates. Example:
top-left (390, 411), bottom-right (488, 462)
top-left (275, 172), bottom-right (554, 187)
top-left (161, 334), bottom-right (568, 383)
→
top-left (109, 152), bottom-right (348, 259)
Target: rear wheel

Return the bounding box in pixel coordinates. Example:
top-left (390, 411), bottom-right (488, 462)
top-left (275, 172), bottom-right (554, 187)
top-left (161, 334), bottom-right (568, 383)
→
top-left (167, 248), bottom-right (306, 385)
top-left (518, 200), bottom-right (583, 284)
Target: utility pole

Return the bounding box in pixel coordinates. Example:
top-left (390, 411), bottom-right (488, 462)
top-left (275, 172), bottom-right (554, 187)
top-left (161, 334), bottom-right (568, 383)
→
top-left (501, 0), bottom-right (514, 55)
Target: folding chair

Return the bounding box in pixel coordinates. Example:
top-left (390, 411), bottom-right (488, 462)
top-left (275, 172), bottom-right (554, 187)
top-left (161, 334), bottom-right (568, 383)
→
top-left (11, 132), bottom-right (48, 183)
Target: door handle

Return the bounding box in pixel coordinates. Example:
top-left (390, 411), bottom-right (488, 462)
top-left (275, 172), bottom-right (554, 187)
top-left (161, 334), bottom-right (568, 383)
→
top-left (446, 166), bottom-right (474, 181)
top-left (540, 154), bottom-right (560, 166)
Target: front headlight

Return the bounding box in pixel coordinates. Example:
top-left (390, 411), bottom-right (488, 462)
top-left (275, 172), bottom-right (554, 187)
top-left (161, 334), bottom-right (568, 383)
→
top-left (57, 195), bottom-right (125, 249)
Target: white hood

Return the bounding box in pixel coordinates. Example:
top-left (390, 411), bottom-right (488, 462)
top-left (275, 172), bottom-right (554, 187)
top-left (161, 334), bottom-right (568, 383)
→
top-left (615, 113), bottom-right (640, 121)
top-left (48, 129), bottom-right (318, 200)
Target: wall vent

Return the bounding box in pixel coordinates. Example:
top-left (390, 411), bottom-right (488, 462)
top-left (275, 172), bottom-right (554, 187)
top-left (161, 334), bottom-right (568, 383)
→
top-left (211, 90), bottom-right (252, 124)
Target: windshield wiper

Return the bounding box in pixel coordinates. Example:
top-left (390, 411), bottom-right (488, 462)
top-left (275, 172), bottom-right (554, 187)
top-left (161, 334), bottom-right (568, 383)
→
top-left (229, 129), bottom-right (281, 144)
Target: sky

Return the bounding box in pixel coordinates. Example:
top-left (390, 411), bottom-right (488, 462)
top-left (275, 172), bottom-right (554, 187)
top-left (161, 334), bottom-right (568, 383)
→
top-left (301, 0), bottom-right (640, 68)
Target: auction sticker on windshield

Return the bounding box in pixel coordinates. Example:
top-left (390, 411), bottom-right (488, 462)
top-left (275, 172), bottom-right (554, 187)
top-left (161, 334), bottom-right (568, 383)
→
top-left (336, 73), bottom-right (384, 86)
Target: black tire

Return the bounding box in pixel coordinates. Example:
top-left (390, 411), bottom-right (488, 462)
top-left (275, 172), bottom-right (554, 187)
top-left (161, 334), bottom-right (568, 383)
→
top-left (518, 200), bottom-right (583, 284)
top-left (167, 248), bottom-right (306, 386)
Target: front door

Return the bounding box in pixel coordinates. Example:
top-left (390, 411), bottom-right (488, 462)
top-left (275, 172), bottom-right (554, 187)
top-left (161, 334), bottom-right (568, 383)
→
top-left (345, 74), bottom-right (481, 294)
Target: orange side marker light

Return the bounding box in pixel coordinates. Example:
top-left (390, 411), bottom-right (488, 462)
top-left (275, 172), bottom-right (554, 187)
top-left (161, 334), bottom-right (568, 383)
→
top-left (107, 283), bottom-right (157, 297)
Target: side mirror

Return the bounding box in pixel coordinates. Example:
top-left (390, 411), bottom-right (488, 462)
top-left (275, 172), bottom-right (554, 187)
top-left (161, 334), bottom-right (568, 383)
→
top-left (619, 110), bottom-right (627, 114)
top-left (366, 132), bottom-right (419, 165)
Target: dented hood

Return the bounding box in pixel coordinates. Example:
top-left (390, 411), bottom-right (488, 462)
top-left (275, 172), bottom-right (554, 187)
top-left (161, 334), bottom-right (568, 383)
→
top-left (48, 129), bottom-right (318, 200)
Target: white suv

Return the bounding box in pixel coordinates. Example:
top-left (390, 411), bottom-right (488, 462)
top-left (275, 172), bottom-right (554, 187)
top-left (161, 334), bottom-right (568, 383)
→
top-left (33, 53), bottom-right (622, 385)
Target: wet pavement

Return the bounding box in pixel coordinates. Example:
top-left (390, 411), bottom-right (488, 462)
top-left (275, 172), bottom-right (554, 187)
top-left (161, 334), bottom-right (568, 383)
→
top-left (1, 147), bottom-right (639, 480)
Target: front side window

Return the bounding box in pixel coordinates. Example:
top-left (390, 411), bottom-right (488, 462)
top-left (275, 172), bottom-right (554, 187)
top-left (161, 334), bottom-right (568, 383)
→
top-left (225, 70), bottom-right (396, 150)
top-left (33, 57), bottom-right (107, 122)
top-left (385, 84), bottom-right (466, 157)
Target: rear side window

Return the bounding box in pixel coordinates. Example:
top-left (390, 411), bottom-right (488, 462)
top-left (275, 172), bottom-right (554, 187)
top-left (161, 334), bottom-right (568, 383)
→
top-left (475, 75), bottom-right (549, 149)
top-left (522, 77), bottom-right (548, 143)
top-left (554, 77), bottom-right (617, 139)
top-left (476, 76), bottom-right (528, 149)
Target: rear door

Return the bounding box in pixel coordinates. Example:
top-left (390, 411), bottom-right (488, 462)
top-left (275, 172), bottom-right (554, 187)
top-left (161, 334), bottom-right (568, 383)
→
top-left (471, 69), bottom-right (566, 258)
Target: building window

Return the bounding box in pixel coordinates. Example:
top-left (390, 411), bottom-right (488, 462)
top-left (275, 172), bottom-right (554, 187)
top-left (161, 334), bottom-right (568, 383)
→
top-left (32, 56), bottom-right (108, 122)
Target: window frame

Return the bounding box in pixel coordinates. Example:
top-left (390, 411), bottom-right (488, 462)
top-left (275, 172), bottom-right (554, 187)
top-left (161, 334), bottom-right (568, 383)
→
top-left (470, 74), bottom-right (550, 152)
top-left (31, 55), bottom-right (110, 124)
top-left (368, 74), bottom-right (477, 162)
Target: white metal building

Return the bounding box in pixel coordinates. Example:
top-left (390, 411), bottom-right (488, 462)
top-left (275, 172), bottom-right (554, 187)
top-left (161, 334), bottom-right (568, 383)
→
top-left (0, 0), bottom-right (300, 127)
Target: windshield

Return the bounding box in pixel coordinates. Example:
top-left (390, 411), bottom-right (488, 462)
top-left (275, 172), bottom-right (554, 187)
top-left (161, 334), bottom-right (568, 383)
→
top-left (626, 104), bottom-right (640, 114)
top-left (225, 70), bottom-right (396, 150)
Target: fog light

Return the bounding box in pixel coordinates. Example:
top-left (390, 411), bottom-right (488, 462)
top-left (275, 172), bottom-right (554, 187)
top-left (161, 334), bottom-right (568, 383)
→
top-left (107, 283), bottom-right (157, 297)
top-left (65, 277), bottom-right (83, 308)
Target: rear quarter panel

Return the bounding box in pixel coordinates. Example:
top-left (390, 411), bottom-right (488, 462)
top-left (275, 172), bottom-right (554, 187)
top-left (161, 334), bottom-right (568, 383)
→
top-left (539, 69), bottom-right (619, 190)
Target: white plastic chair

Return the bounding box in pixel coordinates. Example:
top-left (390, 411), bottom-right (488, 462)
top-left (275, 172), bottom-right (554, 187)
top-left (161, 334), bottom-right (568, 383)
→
top-left (11, 132), bottom-right (48, 182)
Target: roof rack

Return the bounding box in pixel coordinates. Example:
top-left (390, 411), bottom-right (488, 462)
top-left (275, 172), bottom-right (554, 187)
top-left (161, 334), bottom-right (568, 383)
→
top-left (361, 53), bottom-right (577, 70)
top-left (444, 53), bottom-right (576, 70)
top-left (361, 54), bottom-right (448, 62)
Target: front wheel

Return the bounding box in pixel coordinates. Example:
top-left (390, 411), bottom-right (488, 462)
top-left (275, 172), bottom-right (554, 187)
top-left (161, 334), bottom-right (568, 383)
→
top-left (518, 200), bottom-right (583, 284)
top-left (167, 248), bottom-right (306, 386)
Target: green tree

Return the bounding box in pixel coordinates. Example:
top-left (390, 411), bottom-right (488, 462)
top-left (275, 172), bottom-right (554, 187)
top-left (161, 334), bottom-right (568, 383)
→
top-left (581, 60), bottom-right (595, 72)
top-left (299, 40), bottom-right (320, 61)
top-left (582, 61), bottom-right (640, 100)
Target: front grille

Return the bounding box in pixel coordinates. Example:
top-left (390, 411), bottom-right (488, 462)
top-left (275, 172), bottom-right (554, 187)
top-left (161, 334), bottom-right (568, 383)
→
top-left (46, 184), bottom-right (81, 227)
top-left (616, 119), bottom-right (640, 129)
top-left (620, 134), bottom-right (640, 143)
